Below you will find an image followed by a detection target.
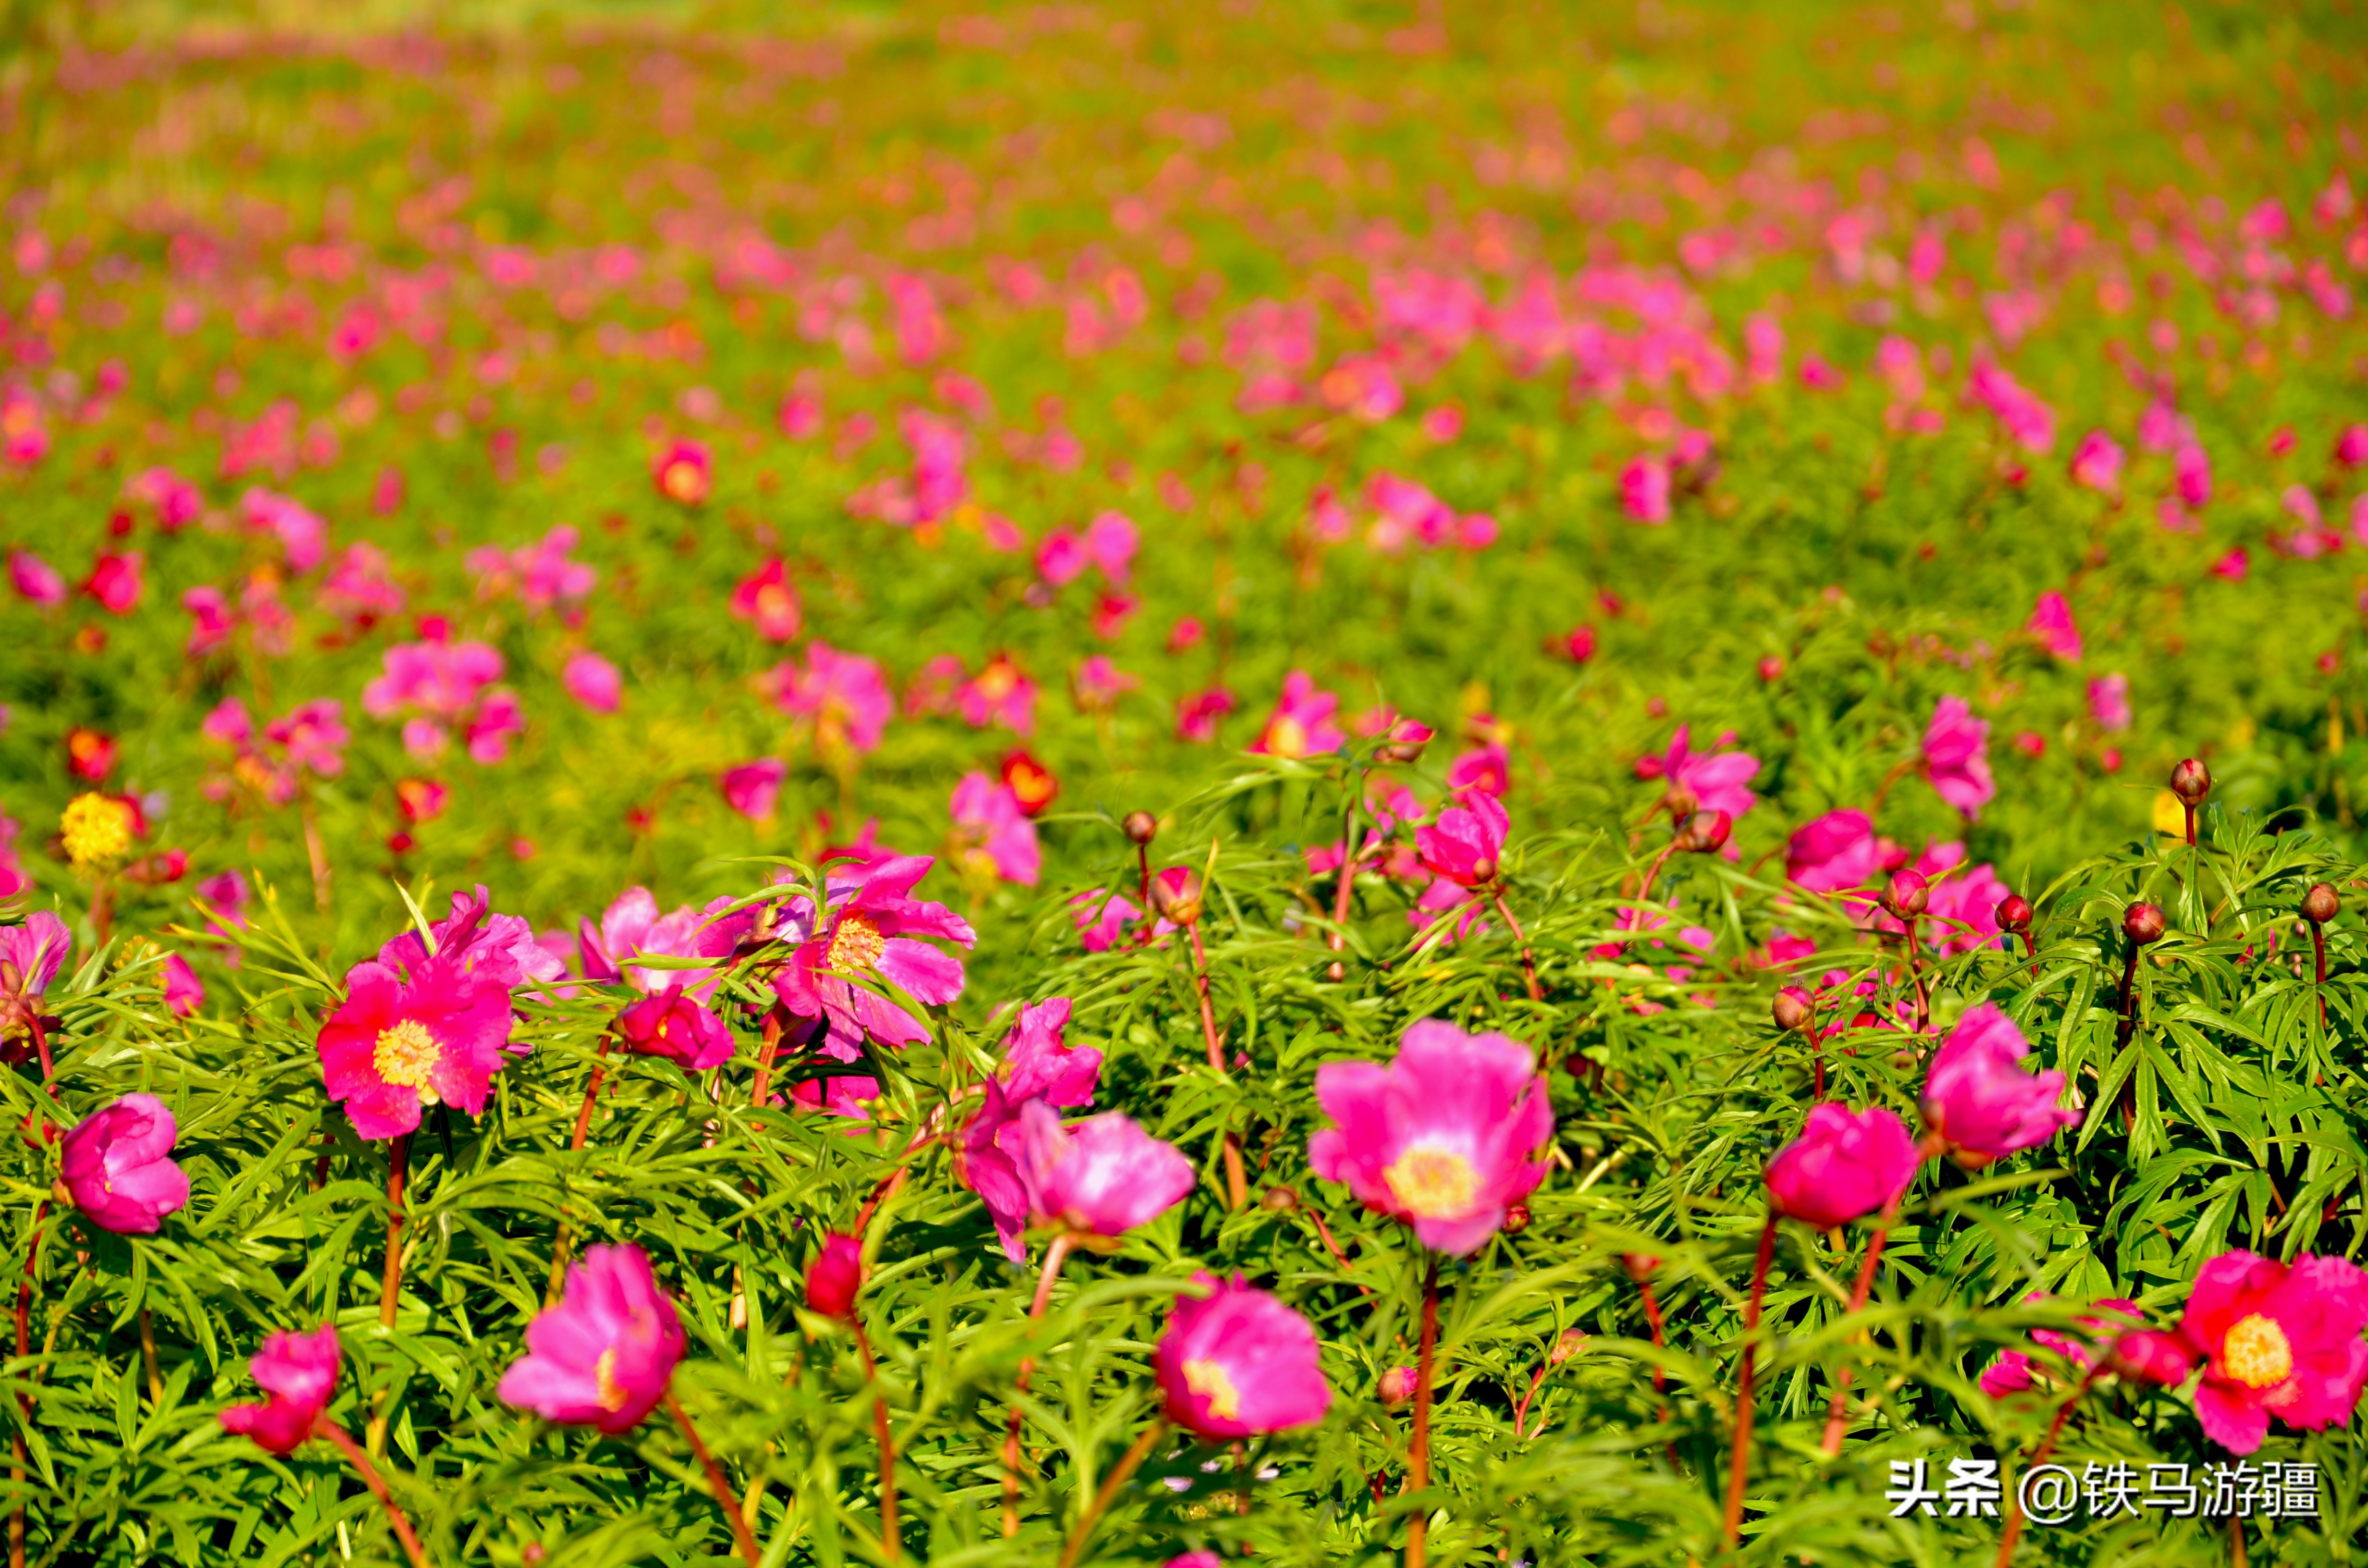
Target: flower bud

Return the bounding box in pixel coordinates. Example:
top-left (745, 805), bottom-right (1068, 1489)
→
top-left (1757, 655), bottom-right (1784, 682)
top-left (2170, 758), bottom-right (2212, 805)
top-left (1150, 869), bottom-right (1203, 926)
top-left (2123, 903), bottom-right (2168, 944)
top-left (804, 1232), bottom-right (864, 1322)
top-left (2303, 882), bottom-right (2340, 924)
top-left (1260, 1186), bottom-right (1300, 1212)
top-left (1771, 986), bottom-right (1813, 1034)
top-left (1996, 893), bottom-right (2033, 935)
top-left (1676, 809), bottom-right (1732, 854)
top-left (1661, 786), bottom-right (1697, 822)
top-left (1880, 870), bottom-right (1930, 919)
top-left (523, 1546), bottom-right (547, 1567)
top-left (1122, 810), bottom-right (1159, 845)
top-left (1379, 1366), bottom-right (1419, 1406)
top-left (1620, 1253), bottom-right (1660, 1282)
top-left (1502, 1201), bottom-right (1531, 1234)
top-left (1548, 1327), bottom-right (1587, 1366)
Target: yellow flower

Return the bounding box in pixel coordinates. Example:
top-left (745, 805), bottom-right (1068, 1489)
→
top-left (60, 793), bottom-right (134, 868)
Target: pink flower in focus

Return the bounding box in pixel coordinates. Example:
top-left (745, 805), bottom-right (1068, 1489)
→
top-left (775, 857), bottom-right (975, 1061)
top-left (998, 997), bottom-right (1102, 1105)
top-left (1920, 1004), bottom-right (2079, 1160)
top-left (1250, 672), bottom-right (1344, 759)
top-left (729, 560), bottom-right (802, 642)
top-left (219, 1325), bottom-right (341, 1455)
top-left (563, 650), bottom-right (622, 713)
top-left (1011, 1099), bottom-right (1195, 1240)
top-left (2180, 1250), bottom-right (2368, 1455)
top-left (498, 1243), bottom-right (686, 1435)
top-left (949, 772), bottom-right (1041, 886)
top-left (1155, 1273), bottom-right (1334, 1438)
top-left (1764, 1103), bottom-right (1920, 1227)
top-left (615, 986), bottom-right (738, 1070)
top-left (2026, 591), bottom-right (2083, 661)
top-left (721, 758), bottom-right (787, 822)
top-left (315, 950), bottom-right (516, 1140)
top-left (770, 642), bottom-right (894, 758)
top-left (1308, 1020), bottom-right (1554, 1255)
top-left (1923, 696), bottom-right (1995, 818)
top-left (1786, 809), bottom-right (1878, 892)
top-left (2088, 674), bottom-right (2132, 734)
top-left (59, 1093), bottom-right (189, 1234)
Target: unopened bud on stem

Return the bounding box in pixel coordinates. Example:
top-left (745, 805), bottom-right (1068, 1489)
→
top-left (1996, 893), bottom-right (2033, 935)
top-left (1879, 870), bottom-right (1929, 920)
top-left (1771, 986), bottom-right (1813, 1034)
top-left (2302, 882), bottom-right (2340, 925)
top-left (1151, 869), bottom-right (1204, 926)
top-left (1675, 809), bottom-right (1731, 854)
top-left (2170, 758), bottom-right (2212, 805)
top-left (2123, 902), bottom-right (2168, 944)
top-left (1122, 810), bottom-right (1159, 845)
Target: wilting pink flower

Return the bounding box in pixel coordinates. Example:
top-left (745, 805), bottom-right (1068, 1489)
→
top-left (1787, 809), bottom-right (1877, 892)
top-left (654, 439), bottom-right (712, 505)
top-left (1309, 1020), bottom-right (1554, 1255)
top-left (563, 650), bottom-right (622, 713)
top-left (1620, 456), bottom-right (1672, 524)
top-left (770, 642), bottom-right (894, 757)
top-left (1654, 725), bottom-right (1760, 820)
top-left (2181, 1250), bottom-right (2368, 1455)
top-left (1251, 671), bottom-right (1344, 759)
top-left (948, 773), bottom-right (1040, 886)
top-left (499, 1243), bottom-right (686, 1434)
top-left (776, 857), bottom-right (975, 1060)
top-left (956, 655), bottom-right (1038, 736)
top-left (316, 948), bottom-right (515, 1139)
top-left (2088, 673), bottom-right (2132, 733)
top-left (615, 986), bottom-right (737, 1070)
top-left (2068, 429), bottom-right (2124, 494)
top-left (729, 560), bottom-right (802, 642)
top-left (1920, 1004), bottom-right (2079, 1160)
top-left (364, 640), bottom-right (505, 726)
top-left (161, 954), bottom-right (205, 1016)
top-left (9, 550), bottom-right (64, 606)
top-left (1416, 791), bottom-right (1507, 888)
top-left (1011, 1099), bottom-right (1194, 1240)
top-left (1764, 1103), bottom-right (1920, 1227)
top-left (220, 1325), bottom-right (341, 1455)
top-left (85, 551), bottom-right (143, 614)
top-left (59, 1093), bottom-right (189, 1234)
top-left (1176, 686), bottom-right (1237, 743)
top-left (721, 758), bottom-right (786, 822)
top-left (806, 1233), bottom-right (863, 1321)
top-left (2027, 591), bottom-right (2083, 661)
top-left (1155, 1273), bottom-right (1334, 1437)
top-left (1923, 697), bottom-right (1995, 819)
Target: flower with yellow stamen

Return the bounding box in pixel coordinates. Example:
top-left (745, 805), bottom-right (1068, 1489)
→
top-left (61, 794), bottom-right (134, 868)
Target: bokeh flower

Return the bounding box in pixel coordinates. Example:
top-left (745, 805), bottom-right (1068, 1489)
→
top-left (499, 1243), bottom-right (686, 1434)
top-left (1155, 1273), bottom-right (1333, 1437)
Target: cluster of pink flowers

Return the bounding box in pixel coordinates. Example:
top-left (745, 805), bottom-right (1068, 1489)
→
top-left (361, 637), bottom-right (523, 763)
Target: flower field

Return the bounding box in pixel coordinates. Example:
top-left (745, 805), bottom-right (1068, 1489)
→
top-left (4, 0), bottom-right (2368, 1562)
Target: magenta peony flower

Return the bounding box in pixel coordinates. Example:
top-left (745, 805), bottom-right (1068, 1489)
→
top-left (1619, 455), bottom-right (1672, 524)
top-left (2068, 429), bottom-right (2124, 493)
top-left (1250, 671), bottom-right (1344, 760)
top-left (85, 551), bottom-right (144, 614)
top-left (775, 856), bottom-right (975, 1061)
top-left (806, 1232), bottom-right (863, 1321)
top-left (654, 439), bottom-right (712, 505)
top-left (316, 949), bottom-right (516, 1139)
top-left (2181, 1250), bottom-right (2368, 1455)
top-left (1922, 697), bottom-right (1994, 819)
top-left (2174, 441), bottom-right (2213, 508)
top-left (1011, 1099), bottom-right (1195, 1241)
top-left (2088, 673), bottom-right (2132, 733)
top-left (563, 650), bottom-right (622, 713)
top-left (377, 886), bottom-right (566, 1002)
top-left (1416, 791), bottom-right (1507, 888)
top-left (1308, 1020), bottom-right (1554, 1255)
top-left (9, 550), bottom-right (66, 606)
top-left (1654, 724), bottom-right (1759, 821)
top-left (580, 888), bottom-right (751, 997)
top-left (499, 1243), bottom-right (686, 1435)
top-left (161, 953), bottom-right (205, 1016)
top-left (615, 986), bottom-right (737, 1070)
top-left (1764, 1103), bottom-right (1920, 1228)
top-left (59, 1093), bottom-right (189, 1234)
top-left (1920, 1004), bottom-right (2079, 1160)
top-left (955, 654), bottom-right (1038, 736)
top-left (220, 1324), bottom-right (342, 1455)
top-left (1154, 1273), bottom-right (1333, 1438)
top-left (1785, 809), bottom-right (1878, 893)
top-left (998, 997), bottom-right (1102, 1106)
top-left (948, 772), bottom-right (1040, 886)
top-left (2026, 591), bottom-right (2083, 661)
top-left (721, 757), bottom-right (786, 822)
top-left (728, 559), bottom-right (802, 642)
top-left (1980, 1293), bottom-right (2149, 1397)
top-left (768, 641), bottom-right (894, 758)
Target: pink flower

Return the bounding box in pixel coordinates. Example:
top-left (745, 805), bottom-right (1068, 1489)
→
top-left (239, 490), bottom-right (326, 574)
top-left (770, 642), bottom-right (894, 757)
top-left (2213, 547), bottom-right (2250, 581)
top-left (956, 655), bottom-right (1038, 736)
top-left (2068, 429), bottom-right (2124, 493)
top-left (1655, 724), bottom-right (1760, 820)
top-left (1250, 672), bottom-right (1344, 759)
top-left (721, 758), bottom-right (786, 822)
top-left (729, 560), bottom-right (802, 642)
top-left (1084, 511), bottom-right (1138, 585)
top-left (806, 1233), bottom-right (863, 1321)
top-left (1155, 1273), bottom-right (1334, 1437)
top-left (0, 911), bottom-right (73, 1017)
top-left (2181, 1250), bottom-right (2368, 1455)
top-left (1308, 1020), bottom-right (1554, 1255)
top-left (615, 986), bottom-right (737, 1070)
top-left (998, 997), bottom-right (1102, 1105)
top-left (2026, 590), bottom-right (2083, 661)
top-left (1786, 809), bottom-right (1877, 892)
top-left (775, 857), bottom-right (975, 1060)
top-left (1923, 697), bottom-right (1994, 818)
top-left (1981, 1293), bottom-right (2150, 1396)
top-left (363, 640), bottom-right (505, 722)
top-left (1072, 655), bottom-right (1137, 713)
top-left (498, 1243), bottom-right (686, 1435)
top-left (1011, 1099), bottom-right (1195, 1240)
top-left (9, 550), bottom-right (64, 606)
top-left (85, 551), bottom-right (144, 614)
top-left (1176, 686), bottom-right (1236, 743)
top-left (579, 888), bottom-right (751, 997)
top-left (563, 650), bottom-right (622, 713)
top-left (1446, 743), bottom-right (1509, 797)
top-left (182, 587), bottom-right (235, 656)
top-left (2088, 673), bottom-right (2132, 734)
top-left (1036, 528), bottom-right (1088, 586)
top-left (949, 772), bottom-right (1040, 886)
top-left (59, 1093), bottom-right (189, 1234)
top-left (220, 1325), bottom-right (341, 1455)
top-left (1919, 1004), bottom-right (2079, 1160)
top-left (1416, 791), bottom-right (1507, 888)
top-left (654, 439), bottom-right (712, 505)
top-left (161, 953), bottom-right (205, 1016)
top-left (316, 949), bottom-right (516, 1140)
top-left (1619, 456), bottom-right (1671, 524)
top-left (1764, 1104), bottom-right (1920, 1227)
top-left (2174, 442), bottom-right (2213, 507)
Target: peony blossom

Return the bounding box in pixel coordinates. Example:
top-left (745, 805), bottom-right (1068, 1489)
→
top-left (769, 641), bottom-right (894, 759)
top-left (1920, 1004), bottom-right (2080, 1160)
top-left (498, 1243), bottom-right (686, 1435)
top-left (220, 1324), bottom-right (342, 1456)
top-left (2088, 674), bottom-right (2132, 733)
top-left (1620, 455), bottom-right (1672, 524)
top-left (1922, 697), bottom-right (1995, 819)
top-left (775, 856), bottom-right (975, 1060)
top-left (615, 986), bottom-right (737, 1070)
top-left (1011, 1099), bottom-right (1195, 1242)
top-left (1155, 1273), bottom-right (1334, 1438)
top-left (1979, 1293), bottom-right (2149, 1397)
top-left (316, 948), bottom-right (516, 1140)
top-left (2181, 1250), bottom-right (2368, 1455)
top-left (998, 996), bottom-right (1102, 1106)
top-left (59, 1093), bottom-right (190, 1234)
top-left (1250, 671), bottom-right (1344, 759)
top-left (2068, 429), bottom-right (2124, 494)
top-left (728, 559), bottom-right (802, 642)
top-left (0, 912), bottom-right (73, 1056)
top-left (955, 654), bottom-right (1038, 736)
top-left (1786, 809), bottom-right (1878, 893)
top-left (654, 439), bottom-right (712, 505)
top-left (9, 550), bottom-right (66, 606)
top-left (948, 772), bottom-right (1040, 886)
top-left (721, 758), bottom-right (786, 822)
top-left (1308, 1020), bottom-right (1554, 1255)
top-left (161, 953), bottom-right (206, 1016)
top-left (2027, 591), bottom-right (2083, 661)
top-left (1653, 724), bottom-right (1760, 821)
top-left (1415, 790), bottom-right (1507, 888)
top-left (805, 1232), bottom-right (863, 1321)
top-left (1764, 1103), bottom-right (1920, 1228)
top-left (563, 651), bottom-right (622, 713)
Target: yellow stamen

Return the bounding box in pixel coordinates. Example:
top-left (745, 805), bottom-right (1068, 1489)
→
top-left (1182, 1357), bottom-right (1241, 1421)
top-left (1383, 1145), bottom-right (1481, 1220)
top-left (1265, 716), bottom-right (1309, 758)
top-left (2222, 1313), bottom-right (2293, 1389)
top-left (372, 1018), bottom-right (443, 1104)
top-left (60, 794), bottom-right (134, 868)
top-left (594, 1347), bottom-right (627, 1410)
top-left (824, 913), bottom-right (885, 973)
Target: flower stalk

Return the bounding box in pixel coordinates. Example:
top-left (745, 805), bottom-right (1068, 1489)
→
top-left (315, 1416), bottom-right (433, 1568)
top-left (1405, 1253), bottom-right (1441, 1568)
top-left (1721, 1214), bottom-right (1779, 1547)
top-left (1055, 1415), bottom-right (1168, 1568)
top-left (851, 1322), bottom-right (900, 1561)
top-left (665, 1390), bottom-right (762, 1564)
top-left (1001, 1232), bottom-right (1074, 1537)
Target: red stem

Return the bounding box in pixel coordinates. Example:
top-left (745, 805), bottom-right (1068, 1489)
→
top-left (1722, 1216), bottom-right (1779, 1547)
top-left (665, 1391), bottom-right (761, 1564)
top-left (1994, 1364), bottom-right (2104, 1567)
top-left (1185, 921), bottom-right (1248, 1209)
top-left (316, 1419), bottom-right (433, 1568)
top-left (2312, 922), bottom-right (2329, 1028)
top-left (852, 1323), bottom-right (900, 1561)
top-left (1489, 891), bottom-right (1544, 1004)
top-left (1002, 1234), bottom-right (1074, 1537)
top-left (1818, 1216), bottom-right (1895, 1454)
top-left (1406, 1254), bottom-right (1441, 1568)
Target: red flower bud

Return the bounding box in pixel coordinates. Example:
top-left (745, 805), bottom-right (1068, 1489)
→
top-left (1771, 986), bottom-right (1813, 1034)
top-left (1122, 810), bottom-right (1158, 845)
top-left (1995, 894), bottom-right (2033, 934)
top-left (1676, 809), bottom-right (1731, 854)
top-left (805, 1232), bottom-right (864, 1322)
top-left (2302, 883), bottom-right (2340, 924)
top-left (1880, 870), bottom-right (1930, 919)
top-left (2123, 903), bottom-right (2168, 944)
top-left (2170, 758), bottom-right (2212, 805)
